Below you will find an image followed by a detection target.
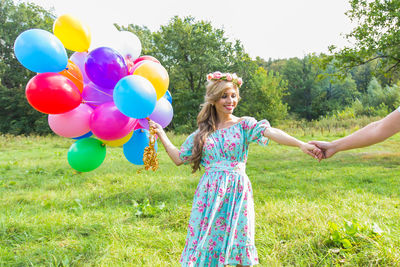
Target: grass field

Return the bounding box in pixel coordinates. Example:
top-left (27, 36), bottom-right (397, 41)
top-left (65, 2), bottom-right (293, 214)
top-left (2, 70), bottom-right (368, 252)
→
top-left (0, 130), bottom-right (399, 266)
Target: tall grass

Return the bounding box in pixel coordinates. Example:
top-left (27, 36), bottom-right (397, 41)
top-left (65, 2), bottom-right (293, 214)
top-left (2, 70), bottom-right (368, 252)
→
top-left (0, 120), bottom-right (399, 266)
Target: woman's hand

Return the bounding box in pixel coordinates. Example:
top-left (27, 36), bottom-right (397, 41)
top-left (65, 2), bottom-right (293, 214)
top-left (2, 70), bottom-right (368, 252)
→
top-left (300, 142), bottom-right (324, 160)
top-left (308, 141), bottom-right (337, 159)
top-left (149, 120), bottom-right (164, 137)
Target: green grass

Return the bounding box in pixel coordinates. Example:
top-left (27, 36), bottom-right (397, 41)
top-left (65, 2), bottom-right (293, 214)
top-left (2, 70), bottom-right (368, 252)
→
top-left (0, 132), bottom-right (399, 266)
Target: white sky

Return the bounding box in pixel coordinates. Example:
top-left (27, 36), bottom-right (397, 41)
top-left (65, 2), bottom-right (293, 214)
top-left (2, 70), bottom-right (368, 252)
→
top-left (21, 0), bottom-right (355, 60)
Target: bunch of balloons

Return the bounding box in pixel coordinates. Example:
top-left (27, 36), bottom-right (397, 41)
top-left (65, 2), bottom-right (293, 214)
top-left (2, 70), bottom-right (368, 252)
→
top-left (14, 14), bottom-right (174, 172)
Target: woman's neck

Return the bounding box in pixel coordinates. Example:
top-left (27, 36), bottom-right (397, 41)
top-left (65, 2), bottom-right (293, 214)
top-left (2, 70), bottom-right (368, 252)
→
top-left (217, 114), bottom-right (234, 124)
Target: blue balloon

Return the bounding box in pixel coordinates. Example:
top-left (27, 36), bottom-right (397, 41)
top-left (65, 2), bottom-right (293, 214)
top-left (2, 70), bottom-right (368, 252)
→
top-left (114, 75), bottom-right (157, 119)
top-left (123, 129), bottom-right (158, 165)
top-left (163, 90), bottom-right (172, 104)
top-left (72, 131), bottom-right (93, 140)
top-left (14, 29), bottom-right (68, 73)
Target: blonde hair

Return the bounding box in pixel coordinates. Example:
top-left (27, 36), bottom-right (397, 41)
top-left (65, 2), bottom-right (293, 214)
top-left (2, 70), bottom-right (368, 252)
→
top-left (188, 80), bottom-right (240, 172)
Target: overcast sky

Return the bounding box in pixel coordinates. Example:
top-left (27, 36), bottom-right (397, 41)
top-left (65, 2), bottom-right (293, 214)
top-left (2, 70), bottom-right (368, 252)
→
top-left (21, 0), bottom-right (355, 60)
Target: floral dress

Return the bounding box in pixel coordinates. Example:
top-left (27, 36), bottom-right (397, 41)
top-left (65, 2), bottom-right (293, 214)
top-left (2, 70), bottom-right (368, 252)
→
top-left (179, 117), bottom-right (270, 267)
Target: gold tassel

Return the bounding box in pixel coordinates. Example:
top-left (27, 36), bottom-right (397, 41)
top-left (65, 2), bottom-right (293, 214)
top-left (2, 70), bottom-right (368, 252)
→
top-left (142, 120), bottom-right (159, 171)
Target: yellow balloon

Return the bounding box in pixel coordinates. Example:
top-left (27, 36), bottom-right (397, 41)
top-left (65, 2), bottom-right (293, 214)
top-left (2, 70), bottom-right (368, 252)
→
top-left (101, 131), bottom-right (133, 147)
top-left (133, 61), bottom-right (169, 100)
top-left (53, 14), bottom-right (91, 52)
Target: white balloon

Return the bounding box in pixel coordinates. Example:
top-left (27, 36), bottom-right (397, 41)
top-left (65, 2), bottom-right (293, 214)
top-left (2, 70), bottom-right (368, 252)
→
top-left (113, 31), bottom-right (142, 61)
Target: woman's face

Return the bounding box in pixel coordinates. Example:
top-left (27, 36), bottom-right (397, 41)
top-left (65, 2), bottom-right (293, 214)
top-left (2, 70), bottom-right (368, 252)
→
top-left (214, 87), bottom-right (239, 116)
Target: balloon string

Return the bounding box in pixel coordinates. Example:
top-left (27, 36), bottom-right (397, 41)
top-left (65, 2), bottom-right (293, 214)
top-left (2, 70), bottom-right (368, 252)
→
top-left (92, 86), bottom-right (113, 97)
top-left (142, 118), bottom-right (158, 171)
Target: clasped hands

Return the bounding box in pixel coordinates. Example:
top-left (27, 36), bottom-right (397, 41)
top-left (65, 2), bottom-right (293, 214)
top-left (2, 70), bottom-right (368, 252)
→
top-left (304, 140), bottom-right (336, 161)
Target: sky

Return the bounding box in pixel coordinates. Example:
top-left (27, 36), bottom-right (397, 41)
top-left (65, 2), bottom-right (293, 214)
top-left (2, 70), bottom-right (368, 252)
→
top-left (21, 0), bottom-right (355, 60)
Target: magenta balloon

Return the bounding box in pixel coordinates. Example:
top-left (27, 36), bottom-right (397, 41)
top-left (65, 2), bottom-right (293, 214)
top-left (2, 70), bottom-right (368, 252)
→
top-left (149, 98), bottom-right (173, 128)
top-left (85, 47), bottom-right (128, 89)
top-left (82, 82), bottom-right (113, 108)
top-left (70, 52), bottom-right (90, 84)
top-left (48, 103), bottom-right (93, 138)
top-left (90, 102), bottom-right (136, 140)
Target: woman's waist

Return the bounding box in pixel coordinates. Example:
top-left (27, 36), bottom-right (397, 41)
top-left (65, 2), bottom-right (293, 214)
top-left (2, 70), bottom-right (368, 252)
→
top-left (203, 160), bottom-right (247, 174)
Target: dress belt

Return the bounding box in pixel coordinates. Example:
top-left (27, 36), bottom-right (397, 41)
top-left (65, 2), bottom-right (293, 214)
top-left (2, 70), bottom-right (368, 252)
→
top-left (204, 161), bottom-right (246, 174)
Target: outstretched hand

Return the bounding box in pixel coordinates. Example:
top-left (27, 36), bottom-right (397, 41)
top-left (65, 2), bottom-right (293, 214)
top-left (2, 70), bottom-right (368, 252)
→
top-left (308, 141), bottom-right (337, 160)
top-left (300, 143), bottom-right (324, 161)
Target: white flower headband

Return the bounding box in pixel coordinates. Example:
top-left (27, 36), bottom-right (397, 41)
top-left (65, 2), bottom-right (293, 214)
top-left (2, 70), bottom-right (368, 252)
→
top-left (206, 71), bottom-right (243, 88)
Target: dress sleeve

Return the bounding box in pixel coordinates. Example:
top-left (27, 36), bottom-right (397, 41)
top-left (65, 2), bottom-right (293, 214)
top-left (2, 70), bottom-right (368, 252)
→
top-left (243, 117), bottom-right (271, 146)
top-left (179, 131), bottom-right (197, 164)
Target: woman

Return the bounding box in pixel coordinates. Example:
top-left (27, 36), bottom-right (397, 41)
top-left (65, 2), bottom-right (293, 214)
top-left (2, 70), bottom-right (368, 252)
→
top-left (150, 71), bottom-right (321, 266)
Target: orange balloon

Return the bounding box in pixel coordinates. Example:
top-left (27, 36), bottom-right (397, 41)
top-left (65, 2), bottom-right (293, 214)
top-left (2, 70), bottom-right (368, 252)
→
top-left (133, 61), bottom-right (169, 100)
top-left (59, 60), bottom-right (84, 93)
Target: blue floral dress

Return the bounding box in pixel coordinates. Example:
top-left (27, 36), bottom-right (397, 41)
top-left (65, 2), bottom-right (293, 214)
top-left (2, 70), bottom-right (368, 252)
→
top-left (179, 117), bottom-right (270, 267)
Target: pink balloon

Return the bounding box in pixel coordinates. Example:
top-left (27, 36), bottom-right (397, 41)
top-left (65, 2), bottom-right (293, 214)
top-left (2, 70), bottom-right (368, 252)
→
top-left (133, 55), bottom-right (160, 65)
top-left (48, 103), bottom-right (93, 138)
top-left (134, 120), bottom-right (145, 130)
top-left (149, 97), bottom-right (173, 128)
top-left (90, 102), bottom-right (137, 140)
top-left (130, 60), bottom-right (152, 74)
top-left (82, 82), bottom-right (113, 108)
top-left (70, 52), bottom-right (90, 84)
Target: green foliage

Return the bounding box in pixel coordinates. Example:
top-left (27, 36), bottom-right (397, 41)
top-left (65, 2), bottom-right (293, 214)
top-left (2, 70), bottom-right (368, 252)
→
top-left (236, 67), bottom-right (288, 124)
top-left (327, 220), bottom-right (383, 249)
top-left (132, 198), bottom-right (166, 217)
top-left (0, 0), bottom-right (54, 134)
top-left (326, 0), bottom-right (400, 81)
top-left (281, 56), bottom-right (359, 120)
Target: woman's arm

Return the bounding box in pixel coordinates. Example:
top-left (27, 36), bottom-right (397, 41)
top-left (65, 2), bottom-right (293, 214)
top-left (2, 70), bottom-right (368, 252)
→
top-left (149, 121), bottom-right (184, 166)
top-left (310, 109), bottom-right (400, 158)
top-left (263, 127), bottom-right (322, 159)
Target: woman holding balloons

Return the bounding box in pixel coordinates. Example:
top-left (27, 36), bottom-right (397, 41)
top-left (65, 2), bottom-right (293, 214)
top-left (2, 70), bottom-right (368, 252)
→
top-left (150, 72), bottom-right (322, 267)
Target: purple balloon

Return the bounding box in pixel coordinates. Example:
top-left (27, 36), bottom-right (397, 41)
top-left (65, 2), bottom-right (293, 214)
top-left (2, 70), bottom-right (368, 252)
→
top-left (90, 102), bottom-right (136, 140)
top-left (138, 118), bottom-right (149, 130)
top-left (85, 47), bottom-right (128, 89)
top-left (70, 52), bottom-right (90, 84)
top-left (82, 82), bottom-right (113, 108)
top-left (149, 98), bottom-right (173, 128)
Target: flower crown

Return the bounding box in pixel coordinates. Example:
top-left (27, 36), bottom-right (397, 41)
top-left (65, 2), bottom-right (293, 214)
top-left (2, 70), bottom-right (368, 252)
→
top-left (207, 71), bottom-right (243, 88)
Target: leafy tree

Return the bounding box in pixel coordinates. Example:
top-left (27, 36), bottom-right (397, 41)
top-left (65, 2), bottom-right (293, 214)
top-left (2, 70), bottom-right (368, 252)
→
top-left (149, 16), bottom-right (240, 132)
top-left (281, 56), bottom-right (322, 120)
top-left (235, 67), bottom-right (288, 123)
top-left (364, 77), bottom-right (400, 109)
top-left (0, 0), bottom-right (54, 134)
top-left (282, 56), bottom-right (358, 120)
top-left (326, 0), bottom-right (400, 83)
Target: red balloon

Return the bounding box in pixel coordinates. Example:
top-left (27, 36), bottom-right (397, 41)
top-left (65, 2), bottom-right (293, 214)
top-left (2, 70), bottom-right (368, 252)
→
top-left (26, 73), bottom-right (82, 114)
top-left (133, 55), bottom-right (160, 65)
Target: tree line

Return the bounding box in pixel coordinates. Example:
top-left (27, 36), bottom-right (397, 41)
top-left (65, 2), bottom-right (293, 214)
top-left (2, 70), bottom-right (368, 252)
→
top-left (1, 0), bottom-right (399, 134)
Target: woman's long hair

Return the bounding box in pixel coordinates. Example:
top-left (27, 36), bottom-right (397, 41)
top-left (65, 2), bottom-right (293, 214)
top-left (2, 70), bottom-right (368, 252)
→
top-left (188, 80), bottom-right (240, 173)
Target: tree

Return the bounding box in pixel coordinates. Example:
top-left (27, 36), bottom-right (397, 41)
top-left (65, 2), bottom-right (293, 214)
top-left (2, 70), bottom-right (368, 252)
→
top-left (149, 16), bottom-right (240, 132)
top-left (326, 0), bottom-right (400, 83)
top-left (0, 0), bottom-right (54, 134)
top-left (282, 56), bottom-right (358, 120)
top-left (235, 67), bottom-right (288, 123)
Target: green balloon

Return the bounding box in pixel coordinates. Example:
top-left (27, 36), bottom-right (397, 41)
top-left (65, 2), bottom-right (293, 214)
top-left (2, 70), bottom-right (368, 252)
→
top-left (68, 138), bottom-right (106, 172)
